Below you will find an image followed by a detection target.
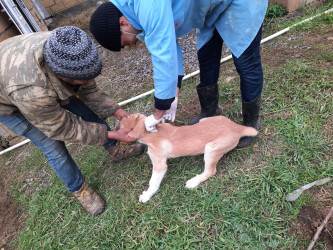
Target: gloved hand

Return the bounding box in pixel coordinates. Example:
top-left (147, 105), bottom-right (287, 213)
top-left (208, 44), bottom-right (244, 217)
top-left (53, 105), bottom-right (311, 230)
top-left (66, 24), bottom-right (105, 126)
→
top-left (163, 97), bottom-right (178, 122)
top-left (144, 114), bottom-right (164, 132)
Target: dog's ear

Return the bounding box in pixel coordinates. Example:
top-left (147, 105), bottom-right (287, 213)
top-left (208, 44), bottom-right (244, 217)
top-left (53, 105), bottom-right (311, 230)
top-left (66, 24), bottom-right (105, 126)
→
top-left (119, 113), bottom-right (140, 129)
top-left (128, 115), bottom-right (146, 139)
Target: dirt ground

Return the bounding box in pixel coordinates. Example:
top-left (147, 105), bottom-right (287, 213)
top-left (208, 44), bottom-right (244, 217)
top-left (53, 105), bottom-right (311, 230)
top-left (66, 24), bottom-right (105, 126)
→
top-left (287, 186), bottom-right (333, 249)
top-left (0, 1), bottom-right (332, 249)
top-left (0, 173), bottom-right (26, 249)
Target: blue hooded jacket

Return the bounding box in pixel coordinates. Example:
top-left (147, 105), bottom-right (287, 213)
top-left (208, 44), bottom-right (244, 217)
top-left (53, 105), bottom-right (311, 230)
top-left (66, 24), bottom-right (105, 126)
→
top-left (110, 0), bottom-right (268, 102)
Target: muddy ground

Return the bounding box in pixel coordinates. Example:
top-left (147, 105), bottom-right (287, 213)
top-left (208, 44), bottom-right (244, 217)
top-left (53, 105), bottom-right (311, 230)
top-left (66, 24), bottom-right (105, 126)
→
top-left (0, 1), bottom-right (332, 249)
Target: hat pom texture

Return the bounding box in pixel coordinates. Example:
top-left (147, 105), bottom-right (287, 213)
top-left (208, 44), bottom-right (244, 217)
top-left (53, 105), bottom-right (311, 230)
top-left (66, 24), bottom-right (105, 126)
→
top-left (44, 26), bottom-right (102, 80)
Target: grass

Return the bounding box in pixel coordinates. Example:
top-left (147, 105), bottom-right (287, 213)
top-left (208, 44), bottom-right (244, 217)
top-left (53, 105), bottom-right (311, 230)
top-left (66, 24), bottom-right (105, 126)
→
top-left (263, 0), bottom-right (333, 35)
top-left (3, 4), bottom-right (333, 249)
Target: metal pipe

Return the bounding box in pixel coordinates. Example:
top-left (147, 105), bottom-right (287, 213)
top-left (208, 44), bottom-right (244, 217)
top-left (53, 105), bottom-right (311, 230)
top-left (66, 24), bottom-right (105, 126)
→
top-left (30, 0), bottom-right (53, 26)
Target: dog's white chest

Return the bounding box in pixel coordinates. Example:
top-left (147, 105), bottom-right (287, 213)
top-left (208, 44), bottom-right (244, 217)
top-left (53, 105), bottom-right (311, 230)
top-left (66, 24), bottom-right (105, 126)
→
top-left (146, 139), bottom-right (173, 158)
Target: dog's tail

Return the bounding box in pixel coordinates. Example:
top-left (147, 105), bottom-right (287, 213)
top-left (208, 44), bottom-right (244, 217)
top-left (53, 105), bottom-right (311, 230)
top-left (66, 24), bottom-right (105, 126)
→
top-left (241, 126), bottom-right (258, 137)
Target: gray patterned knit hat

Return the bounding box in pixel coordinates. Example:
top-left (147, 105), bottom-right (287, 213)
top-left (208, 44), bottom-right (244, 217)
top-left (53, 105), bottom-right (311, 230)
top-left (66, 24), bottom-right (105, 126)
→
top-left (44, 26), bottom-right (102, 80)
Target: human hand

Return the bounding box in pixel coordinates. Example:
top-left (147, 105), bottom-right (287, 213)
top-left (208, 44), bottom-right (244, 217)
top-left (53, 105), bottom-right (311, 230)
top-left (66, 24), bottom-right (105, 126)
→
top-left (144, 114), bottom-right (163, 132)
top-left (163, 97), bottom-right (178, 122)
top-left (108, 128), bottom-right (137, 143)
top-left (113, 108), bottom-right (131, 121)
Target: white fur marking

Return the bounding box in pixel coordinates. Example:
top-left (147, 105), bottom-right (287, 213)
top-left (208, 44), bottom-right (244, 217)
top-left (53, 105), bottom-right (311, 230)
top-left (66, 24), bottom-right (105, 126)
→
top-left (160, 140), bottom-right (172, 155)
top-left (186, 174), bottom-right (203, 189)
top-left (139, 169), bottom-right (167, 203)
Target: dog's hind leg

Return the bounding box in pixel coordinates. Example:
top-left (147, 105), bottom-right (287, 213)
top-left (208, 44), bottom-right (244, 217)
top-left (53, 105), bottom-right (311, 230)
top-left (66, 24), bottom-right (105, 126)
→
top-left (139, 150), bottom-right (168, 203)
top-left (186, 140), bottom-right (228, 189)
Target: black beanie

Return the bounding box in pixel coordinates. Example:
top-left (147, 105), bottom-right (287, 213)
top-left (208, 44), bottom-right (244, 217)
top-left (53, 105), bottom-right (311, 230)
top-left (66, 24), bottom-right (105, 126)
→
top-left (90, 2), bottom-right (123, 52)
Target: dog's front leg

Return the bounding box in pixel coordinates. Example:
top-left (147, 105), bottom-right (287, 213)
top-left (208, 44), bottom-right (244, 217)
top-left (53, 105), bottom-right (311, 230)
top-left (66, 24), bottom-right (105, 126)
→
top-left (139, 150), bottom-right (167, 203)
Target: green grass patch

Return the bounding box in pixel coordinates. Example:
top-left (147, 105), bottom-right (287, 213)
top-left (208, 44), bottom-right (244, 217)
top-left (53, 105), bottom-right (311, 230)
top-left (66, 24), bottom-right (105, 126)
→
top-left (5, 7), bottom-right (333, 250)
top-left (263, 1), bottom-right (333, 36)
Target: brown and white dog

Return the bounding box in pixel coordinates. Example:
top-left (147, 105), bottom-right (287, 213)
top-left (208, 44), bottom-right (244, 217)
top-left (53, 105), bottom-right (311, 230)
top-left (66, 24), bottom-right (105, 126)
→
top-left (119, 113), bottom-right (258, 203)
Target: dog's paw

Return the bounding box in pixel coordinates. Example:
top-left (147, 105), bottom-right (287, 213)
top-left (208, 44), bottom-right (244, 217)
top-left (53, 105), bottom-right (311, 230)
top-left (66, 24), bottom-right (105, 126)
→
top-left (139, 191), bottom-right (152, 203)
top-left (186, 175), bottom-right (201, 189)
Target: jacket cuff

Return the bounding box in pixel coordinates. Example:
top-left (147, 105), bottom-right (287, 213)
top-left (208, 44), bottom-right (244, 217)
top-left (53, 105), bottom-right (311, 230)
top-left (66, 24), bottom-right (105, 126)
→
top-left (178, 75), bottom-right (184, 89)
top-left (154, 96), bottom-right (175, 110)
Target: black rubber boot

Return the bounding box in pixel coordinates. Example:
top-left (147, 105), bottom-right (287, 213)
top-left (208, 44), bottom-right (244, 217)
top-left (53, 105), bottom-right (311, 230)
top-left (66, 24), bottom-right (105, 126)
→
top-left (188, 83), bottom-right (222, 125)
top-left (236, 94), bottom-right (261, 149)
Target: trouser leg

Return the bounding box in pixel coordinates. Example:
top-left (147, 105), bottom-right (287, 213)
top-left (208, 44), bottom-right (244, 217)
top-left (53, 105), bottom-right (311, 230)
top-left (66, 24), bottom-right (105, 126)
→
top-left (232, 27), bottom-right (263, 148)
top-left (0, 114), bottom-right (84, 192)
top-left (232, 26), bottom-right (263, 103)
top-left (189, 29), bottom-right (223, 125)
top-left (197, 29), bottom-right (223, 88)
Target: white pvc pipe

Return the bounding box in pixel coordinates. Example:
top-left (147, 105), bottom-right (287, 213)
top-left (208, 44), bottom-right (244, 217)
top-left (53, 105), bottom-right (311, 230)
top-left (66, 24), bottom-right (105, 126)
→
top-left (0, 139), bottom-right (30, 155)
top-left (261, 8), bottom-right (333, 44)
top-left (118, 89), bottom-right (154, 106)
top-left (1, 8), bottom-right (332, 155)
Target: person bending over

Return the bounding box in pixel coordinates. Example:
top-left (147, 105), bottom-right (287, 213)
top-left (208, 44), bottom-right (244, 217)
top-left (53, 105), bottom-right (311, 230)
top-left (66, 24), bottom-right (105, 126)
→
top-left (0, 26), bottom-right (145, 215)
top-left (90, 0), bottom-right (267, 148)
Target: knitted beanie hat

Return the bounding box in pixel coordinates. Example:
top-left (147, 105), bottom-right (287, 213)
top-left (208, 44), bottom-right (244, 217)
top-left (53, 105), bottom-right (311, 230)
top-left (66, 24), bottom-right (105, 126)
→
top-left (90, 2), bottom-right (123, 52)
top-left (44, 26), bottom-right (102, 80)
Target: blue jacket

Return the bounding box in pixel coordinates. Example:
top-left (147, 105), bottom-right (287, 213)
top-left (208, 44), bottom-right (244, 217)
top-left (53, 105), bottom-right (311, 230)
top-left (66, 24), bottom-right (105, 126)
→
top-left (111, 0), bottom-right (268, 102)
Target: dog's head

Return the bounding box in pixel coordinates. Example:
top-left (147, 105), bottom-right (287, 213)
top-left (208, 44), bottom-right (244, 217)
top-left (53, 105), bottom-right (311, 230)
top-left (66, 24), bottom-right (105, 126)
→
top-left (119, 113), bottom-right (146, 139)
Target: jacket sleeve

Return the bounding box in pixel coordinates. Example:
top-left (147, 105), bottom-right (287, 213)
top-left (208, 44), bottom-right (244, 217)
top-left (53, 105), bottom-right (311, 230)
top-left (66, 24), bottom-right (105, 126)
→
top-left (176, 40), bottom-right (184, 77)
top-left (9, 86), bottom-right (108, 146)
top-left (77, 80), bottom-right (120, 120)
top-left (137, 0), bottom-right (178, 101)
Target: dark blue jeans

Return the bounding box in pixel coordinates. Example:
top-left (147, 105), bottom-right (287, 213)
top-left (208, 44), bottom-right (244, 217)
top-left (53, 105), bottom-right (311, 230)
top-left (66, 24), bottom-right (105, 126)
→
top-left (0, 97), bottom-right (116, 192)
top-left (197, 27), bottom-right (263, 102)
